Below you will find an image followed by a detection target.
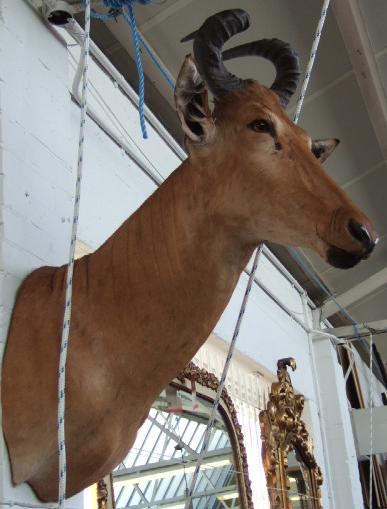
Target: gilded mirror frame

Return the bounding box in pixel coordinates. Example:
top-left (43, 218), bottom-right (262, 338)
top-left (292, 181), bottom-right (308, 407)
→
top-left (259, 358), bottom-right (323, 509)
top-left (96, 362), bottom-right (253, 509)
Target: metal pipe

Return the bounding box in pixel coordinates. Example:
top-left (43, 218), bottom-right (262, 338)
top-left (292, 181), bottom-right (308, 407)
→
top-left (249, 270), bottom-right (310, 333)
top-left (303, 293), bottom-right (336, 509)
top-left (261, 244), bottom-right (316, 304)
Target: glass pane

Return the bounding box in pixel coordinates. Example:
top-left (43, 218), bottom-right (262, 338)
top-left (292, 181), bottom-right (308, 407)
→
top-left (112, 385), bottom-right (241, 509)
top-left (287, 448), bottom-right (313, 509)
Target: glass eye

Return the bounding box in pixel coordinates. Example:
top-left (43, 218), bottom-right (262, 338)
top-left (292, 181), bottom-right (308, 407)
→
top-left (248, 119), bottom-right (272, 133)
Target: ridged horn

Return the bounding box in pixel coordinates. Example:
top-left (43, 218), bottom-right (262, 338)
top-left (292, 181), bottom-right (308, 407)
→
top-left (181, 9), bottom-right (250, 98)
top-left (222, 39), bottom-right (300, 107)
top-left (181, 9), bottom-right (300, 107)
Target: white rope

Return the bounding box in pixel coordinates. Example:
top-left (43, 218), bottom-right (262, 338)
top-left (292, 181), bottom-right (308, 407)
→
top-left (293, 0), bottom-right (331, 123)
top-left (368, 330), bottom-right (374, 509)
top-left (57, 1), bottom-right (91, 506)
top-left (183, 244), bottom-right (264, 509)
top-left (184, 2), bottom-right (331, 507)
top-left (338, 329), bottom-right (376, 508)
top-left (343, 345), bottom-right (355, 384)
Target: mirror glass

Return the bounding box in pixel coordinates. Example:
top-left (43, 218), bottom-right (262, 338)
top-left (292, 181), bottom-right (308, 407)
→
top-left (287, 448), bottom-right (313, 509)
top-left (112, 384), bottom-right (242, 509)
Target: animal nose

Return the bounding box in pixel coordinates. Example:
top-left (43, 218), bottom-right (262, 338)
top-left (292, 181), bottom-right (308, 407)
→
top-left (348, 219), bottom-right (378, 255)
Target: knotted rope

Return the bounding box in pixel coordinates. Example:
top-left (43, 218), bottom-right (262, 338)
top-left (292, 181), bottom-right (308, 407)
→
top-left (88, 0), bottom-right (163, 139)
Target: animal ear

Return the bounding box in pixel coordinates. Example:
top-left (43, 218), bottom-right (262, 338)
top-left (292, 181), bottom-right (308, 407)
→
top-left (311, 138), bottom-right (340, 163)
top-left (175, 55), bottom-right (216, 145)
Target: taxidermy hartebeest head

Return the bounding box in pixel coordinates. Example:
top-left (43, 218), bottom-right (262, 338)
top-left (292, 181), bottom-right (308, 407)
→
top-left (2, 9), bottom-right (378, 501)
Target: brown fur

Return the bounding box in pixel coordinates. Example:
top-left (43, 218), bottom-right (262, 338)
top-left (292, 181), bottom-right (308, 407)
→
top-left (1, 69), bottom-right (377, 500)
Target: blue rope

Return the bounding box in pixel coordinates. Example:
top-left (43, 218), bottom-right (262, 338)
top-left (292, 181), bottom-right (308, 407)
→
top-left (122, 5), bottom-right (147, 138)
top-left (138, 33), bottom-right (175, 90)
top-left (102, 0), bottom-right (153, 6)
top-left (88, 0), bottom-right (174, 138)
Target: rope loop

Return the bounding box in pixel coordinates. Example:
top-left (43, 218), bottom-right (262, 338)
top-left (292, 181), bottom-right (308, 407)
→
top-left (89, 0), bottom-right (158, 139)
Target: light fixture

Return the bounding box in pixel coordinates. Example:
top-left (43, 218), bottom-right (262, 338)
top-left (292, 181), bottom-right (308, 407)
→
top-left (114, 458), bottom-right (232, 488)
top-left (217, 491), bottom-right (239, 501)
top-left (201, 458), bottom-right (232, 470)
top-left (159, 504), bottom-right (185, 509)
top-left (114, 466), bottom-right (195, 488)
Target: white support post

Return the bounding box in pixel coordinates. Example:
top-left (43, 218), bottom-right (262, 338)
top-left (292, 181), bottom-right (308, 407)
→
top-left (301, 296), bottom-right (335, 509)
top-left (310, 312), bottom-right (364, 509)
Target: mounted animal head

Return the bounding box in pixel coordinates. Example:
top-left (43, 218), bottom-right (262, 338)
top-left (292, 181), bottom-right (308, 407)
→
top-left (175, 9), bottom-right (378, 269)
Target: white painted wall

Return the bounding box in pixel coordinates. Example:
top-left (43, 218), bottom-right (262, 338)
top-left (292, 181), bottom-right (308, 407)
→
top-left (0, 2), bottom-right (364, 508)
top-left (351, 406), bottom-right (387, 457)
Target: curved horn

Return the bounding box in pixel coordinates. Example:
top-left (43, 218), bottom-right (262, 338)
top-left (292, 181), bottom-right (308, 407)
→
top-left (181, 9), bottom-right (251, 98)
top-left (222, 39), bottom-right (300, 107)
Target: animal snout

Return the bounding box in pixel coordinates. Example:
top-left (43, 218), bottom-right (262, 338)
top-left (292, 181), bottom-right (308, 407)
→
top-left (348, 218), bottom-right (378, 256)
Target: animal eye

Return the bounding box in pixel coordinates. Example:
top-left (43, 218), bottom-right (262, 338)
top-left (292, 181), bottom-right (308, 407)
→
top-left (248, 119), bottom-right (273, 133)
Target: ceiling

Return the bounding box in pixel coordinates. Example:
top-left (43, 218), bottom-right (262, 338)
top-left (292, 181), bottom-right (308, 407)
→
top-left (76, 0), bottom-right (387, 366)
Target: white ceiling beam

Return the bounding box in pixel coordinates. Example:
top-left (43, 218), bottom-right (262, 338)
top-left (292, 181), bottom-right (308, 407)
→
top-left (333, 0), bottom-right (387, 161)
top-left (138, 0), bottom-right (195, 34)
top-left (322, 267), bottom-right (387, 317)
top-left (322, 319), bottom-right (387, 339)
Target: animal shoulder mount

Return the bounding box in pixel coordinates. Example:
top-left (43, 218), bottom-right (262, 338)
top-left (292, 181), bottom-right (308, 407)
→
top-left (2, 8), bottom-right (378, 501)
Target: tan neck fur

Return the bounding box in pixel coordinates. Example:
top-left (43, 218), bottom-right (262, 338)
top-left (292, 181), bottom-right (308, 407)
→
top-left (91, 158), bottom-right (254, 388)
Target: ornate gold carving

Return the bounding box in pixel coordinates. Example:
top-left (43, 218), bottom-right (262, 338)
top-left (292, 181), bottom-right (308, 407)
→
top-left (178, 362), bottom-right (253, 509)
top-left (97, 475), bottom-right (115, 509)
top-left (97, 363), bottom-right (253, 509)
top-left (97, 479), bottom-right (108, 509)
top-left (260, 358), bottom-right (323, 509)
